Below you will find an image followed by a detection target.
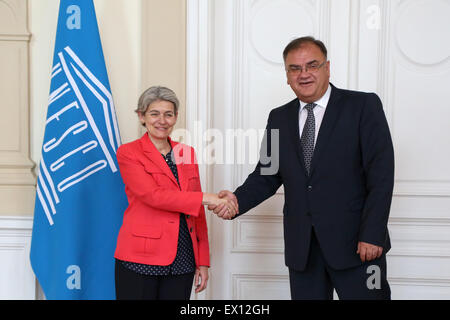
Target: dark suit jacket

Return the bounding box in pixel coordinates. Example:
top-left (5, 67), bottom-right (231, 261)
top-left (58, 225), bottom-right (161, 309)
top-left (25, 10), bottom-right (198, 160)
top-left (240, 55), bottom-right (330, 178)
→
top-left (234, 84), bottom-right (394, 271)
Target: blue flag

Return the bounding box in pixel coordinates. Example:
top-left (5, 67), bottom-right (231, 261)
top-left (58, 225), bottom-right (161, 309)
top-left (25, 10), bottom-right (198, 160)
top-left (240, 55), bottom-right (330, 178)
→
top-left (30, 0), bottom-right (127, 299)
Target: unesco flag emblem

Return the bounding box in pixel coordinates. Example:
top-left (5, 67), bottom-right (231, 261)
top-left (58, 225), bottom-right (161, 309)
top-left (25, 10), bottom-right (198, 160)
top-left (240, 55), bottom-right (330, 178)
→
top-left (30, 0), bottom-right (128, 300)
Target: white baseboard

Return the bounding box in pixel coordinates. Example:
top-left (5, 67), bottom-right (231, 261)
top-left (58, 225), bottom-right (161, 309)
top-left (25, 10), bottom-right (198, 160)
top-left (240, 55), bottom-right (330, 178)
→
top-left (0, 216), bottom-right (37, 300)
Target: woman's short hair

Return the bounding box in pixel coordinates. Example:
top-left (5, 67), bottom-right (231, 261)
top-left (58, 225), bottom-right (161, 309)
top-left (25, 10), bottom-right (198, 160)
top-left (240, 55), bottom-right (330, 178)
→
top-left (135, 86), bottom-right (180, 115)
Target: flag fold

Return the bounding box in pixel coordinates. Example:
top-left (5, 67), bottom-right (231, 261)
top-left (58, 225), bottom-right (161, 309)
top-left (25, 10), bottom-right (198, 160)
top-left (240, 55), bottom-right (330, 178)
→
top-left (30, 0), bottom-right (127, 300)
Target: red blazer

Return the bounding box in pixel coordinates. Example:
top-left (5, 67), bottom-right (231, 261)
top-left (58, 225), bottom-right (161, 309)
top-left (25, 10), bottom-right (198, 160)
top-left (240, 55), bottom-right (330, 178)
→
top-left (114, 134), bottom-right (210, 268)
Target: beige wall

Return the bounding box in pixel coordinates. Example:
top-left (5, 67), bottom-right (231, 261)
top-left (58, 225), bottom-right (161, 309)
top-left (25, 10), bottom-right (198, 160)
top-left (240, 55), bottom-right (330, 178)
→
top-left (142, 0), bottom-right (187, 133)
top-left (0, 0), bottom-right (35, 216)
top-left (0, 0), bottom-right (186, 216)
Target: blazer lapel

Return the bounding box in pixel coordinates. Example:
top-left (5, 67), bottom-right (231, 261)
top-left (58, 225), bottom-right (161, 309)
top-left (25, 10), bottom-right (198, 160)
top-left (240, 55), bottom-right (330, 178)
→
top-left (309, 84), bottom-right (344, 177)
top-left (140, 134), bottom-right (179, 188)
top-left (170, 139), bottom-right (190, 191)
top-left (286, 99), bottom-right (309, 177)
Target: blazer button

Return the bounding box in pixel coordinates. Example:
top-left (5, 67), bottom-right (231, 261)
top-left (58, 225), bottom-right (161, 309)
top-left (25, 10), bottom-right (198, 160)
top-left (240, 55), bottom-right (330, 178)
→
top-left (307, 185), bottom-right (313, 191)
top-left (186, 215), bottom-right (190, 219)
top-left (190, 227), bottom-right (193, 233)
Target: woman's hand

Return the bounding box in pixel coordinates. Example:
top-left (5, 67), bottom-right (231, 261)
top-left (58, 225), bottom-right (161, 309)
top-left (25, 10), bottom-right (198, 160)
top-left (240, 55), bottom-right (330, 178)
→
top-left (202, 193), bottom-right (238, 218)
top-left (194, 266), bottom-right (209, 293)
top-left (208, 190), bottom-right (239, 220)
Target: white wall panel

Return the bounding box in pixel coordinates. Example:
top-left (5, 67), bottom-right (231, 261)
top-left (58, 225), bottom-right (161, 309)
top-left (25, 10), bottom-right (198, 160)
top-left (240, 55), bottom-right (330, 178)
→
top-left (187, 0), bottom-right (450, 300)
top-left (0, 216), bottom-right (35, 300)
top-left (232, 273), bottom-right (290, 300)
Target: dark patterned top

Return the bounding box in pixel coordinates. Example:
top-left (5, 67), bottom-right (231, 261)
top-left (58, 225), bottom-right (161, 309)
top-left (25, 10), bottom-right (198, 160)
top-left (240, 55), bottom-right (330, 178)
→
top-left (119, 150), bottom-right (196, 275)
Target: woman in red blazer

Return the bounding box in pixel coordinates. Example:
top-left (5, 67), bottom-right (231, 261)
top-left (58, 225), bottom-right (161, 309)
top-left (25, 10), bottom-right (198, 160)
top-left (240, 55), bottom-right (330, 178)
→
top-left (114, 86), bottom-right (237, 300)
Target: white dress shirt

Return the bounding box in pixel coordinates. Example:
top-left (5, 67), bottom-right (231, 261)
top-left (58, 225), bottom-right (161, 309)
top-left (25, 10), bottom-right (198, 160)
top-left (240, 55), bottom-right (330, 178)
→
top-left (298, 84), bottom-right (332, 147)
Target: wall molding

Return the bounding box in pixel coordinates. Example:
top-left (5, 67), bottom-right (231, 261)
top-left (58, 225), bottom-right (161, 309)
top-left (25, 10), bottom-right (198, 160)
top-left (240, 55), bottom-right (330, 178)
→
top-left (388, 217), bottom-right (450, 258)
top-left (0, 215), bottom-right (33, 229)
top-left (0, 34), bottom-right (30, 41)
top-left (231, 214), bottom-right (450, 258)
top-left (232, 215), bottom-right (283, 253)
top-left (186, 0), bottom-right (212, 186)
top-left (231, 273), bottom-right (450, 300)
top-left (389, 277), bottom-right (450, 287)
top-left (394, 180), bottom-right (450, 197)
top-left (231, 272), bottom-right (289, 300)
top-left (0, 0), bottom-right (30, 37)
top-left (389, 277), bottom-right (450, 299)
top-left (0, 215), bottom-right (36, 300)
top-left (317, 0), bottom-right (332, 51)
top-left (186, 0), bottom-right (212, 301)
top-left (0, 0), bottom-right (36, 216)
top-left (347, 0), bottom-right (360, 90)
top-left (230, 0), bottom-right (249, 189)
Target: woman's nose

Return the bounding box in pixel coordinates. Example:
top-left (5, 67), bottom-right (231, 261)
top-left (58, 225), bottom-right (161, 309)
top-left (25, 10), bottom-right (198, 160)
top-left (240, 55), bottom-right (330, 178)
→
top-left (156, 114), bottom-right (167, 123)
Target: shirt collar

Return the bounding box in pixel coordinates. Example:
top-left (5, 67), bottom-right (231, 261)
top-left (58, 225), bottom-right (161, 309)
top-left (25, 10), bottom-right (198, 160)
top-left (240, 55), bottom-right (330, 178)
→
top-left (299, 84), bottom-right (332, 111)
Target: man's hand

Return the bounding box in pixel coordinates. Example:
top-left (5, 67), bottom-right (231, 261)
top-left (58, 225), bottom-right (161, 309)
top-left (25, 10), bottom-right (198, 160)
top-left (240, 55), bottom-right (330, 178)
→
top-left (208, 190), bottom-right (239, 220)
top-left (202, 192), bottom-right (238, 218)
top-left (357, 241), bottom-right (383, 262)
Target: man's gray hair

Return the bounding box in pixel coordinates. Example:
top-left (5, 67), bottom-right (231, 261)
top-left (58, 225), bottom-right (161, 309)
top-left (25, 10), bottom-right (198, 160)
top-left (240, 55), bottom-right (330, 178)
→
top-left (135, 86), bottom-right (180, 114)
top-left (283, 36), bottom-right (328, 62)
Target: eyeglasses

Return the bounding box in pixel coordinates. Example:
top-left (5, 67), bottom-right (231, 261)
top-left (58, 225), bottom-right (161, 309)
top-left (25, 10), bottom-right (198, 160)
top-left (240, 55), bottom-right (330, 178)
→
top-left (286, 60), bottom-right (327, 75)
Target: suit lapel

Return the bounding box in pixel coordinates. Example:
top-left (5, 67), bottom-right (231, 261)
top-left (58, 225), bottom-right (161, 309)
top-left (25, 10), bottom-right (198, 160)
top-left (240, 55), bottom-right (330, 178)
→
top-left (140, 134), bottom-right (179, 188)
top-left (286, 99), bottom-right (309, 177)
top-left (309, 84), bottom-right (344, 177)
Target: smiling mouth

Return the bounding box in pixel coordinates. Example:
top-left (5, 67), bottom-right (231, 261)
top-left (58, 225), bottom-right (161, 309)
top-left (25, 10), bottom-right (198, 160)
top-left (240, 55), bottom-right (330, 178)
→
top-left (299, 81), bottom-right (314, 86)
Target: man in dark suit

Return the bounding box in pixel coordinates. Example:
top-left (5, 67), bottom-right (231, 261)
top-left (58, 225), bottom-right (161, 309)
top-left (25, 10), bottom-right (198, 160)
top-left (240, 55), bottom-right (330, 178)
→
top-left (211, 36), bottom-right (394, 300)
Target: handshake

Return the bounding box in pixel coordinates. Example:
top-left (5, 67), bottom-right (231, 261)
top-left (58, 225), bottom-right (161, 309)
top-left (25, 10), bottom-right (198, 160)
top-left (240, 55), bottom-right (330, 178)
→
top-left (202, 191), bottom-right (239, 220)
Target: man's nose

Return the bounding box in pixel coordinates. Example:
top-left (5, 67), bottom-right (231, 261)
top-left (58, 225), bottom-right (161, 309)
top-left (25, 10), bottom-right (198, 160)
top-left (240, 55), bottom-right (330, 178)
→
top-left (298, 71), bottom-right (311, 78)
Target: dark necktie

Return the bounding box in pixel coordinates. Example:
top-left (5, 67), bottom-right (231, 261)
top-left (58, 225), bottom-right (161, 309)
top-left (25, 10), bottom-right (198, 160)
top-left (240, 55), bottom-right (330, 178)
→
top-left (300, 103), bottom-right (317, 175)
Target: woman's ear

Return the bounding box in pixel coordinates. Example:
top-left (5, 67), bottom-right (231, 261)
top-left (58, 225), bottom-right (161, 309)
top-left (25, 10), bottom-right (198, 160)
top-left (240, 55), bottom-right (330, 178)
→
top-left (137, 112), bottom-right (146, 127)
